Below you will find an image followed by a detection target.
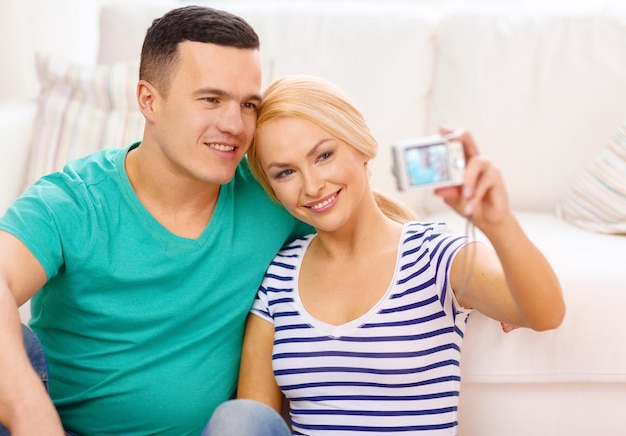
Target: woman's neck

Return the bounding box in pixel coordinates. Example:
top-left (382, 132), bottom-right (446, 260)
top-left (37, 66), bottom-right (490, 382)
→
top-left (311, 204), bottom-right (405, 261)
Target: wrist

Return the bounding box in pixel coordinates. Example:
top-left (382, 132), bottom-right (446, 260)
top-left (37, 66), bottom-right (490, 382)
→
top-left (477, 211), bottom-right (520, 243)
top-left (1, 367), bottom-right (57, 427)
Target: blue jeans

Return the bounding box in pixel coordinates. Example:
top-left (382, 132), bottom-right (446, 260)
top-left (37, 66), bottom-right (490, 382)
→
top-left (202, 399), bottom-right (291, 436)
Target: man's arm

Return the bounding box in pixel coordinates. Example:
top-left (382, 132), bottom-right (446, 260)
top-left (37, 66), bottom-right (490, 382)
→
top-left (0, 230), bottom-right (65, 435)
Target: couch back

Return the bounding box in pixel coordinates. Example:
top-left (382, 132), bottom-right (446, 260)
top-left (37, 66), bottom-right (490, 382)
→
top-left (97, 2), bottom-right (626, 215)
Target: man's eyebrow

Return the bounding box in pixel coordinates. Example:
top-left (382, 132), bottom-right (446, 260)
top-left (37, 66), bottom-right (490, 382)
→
top-left (191, 87), bottom-right (225, 97)
top-left (266, 138), bottom-right (332, 171)
top-left (191, 87), bottom-right (262, 102)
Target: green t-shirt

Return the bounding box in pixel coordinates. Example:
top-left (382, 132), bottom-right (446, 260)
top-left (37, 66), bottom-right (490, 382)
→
top-left (0, 144), bottom-right (312, 435)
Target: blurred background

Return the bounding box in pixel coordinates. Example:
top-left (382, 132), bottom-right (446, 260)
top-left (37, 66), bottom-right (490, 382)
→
top-left (1, 0), bottom-right (624, 100)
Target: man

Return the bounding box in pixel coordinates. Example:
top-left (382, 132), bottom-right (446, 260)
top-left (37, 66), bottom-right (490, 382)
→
top-left (0, 6), bottom-right (309, 435)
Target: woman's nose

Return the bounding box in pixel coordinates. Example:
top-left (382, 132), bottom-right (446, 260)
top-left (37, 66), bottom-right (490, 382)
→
top-left (302, 169), bottom-right (325, 196)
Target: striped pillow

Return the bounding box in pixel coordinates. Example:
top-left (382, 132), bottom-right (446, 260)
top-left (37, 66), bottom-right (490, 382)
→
top-left (557, 121), bottom-right (626, 234)
top-left (25, 55), bottom-right (144, 188)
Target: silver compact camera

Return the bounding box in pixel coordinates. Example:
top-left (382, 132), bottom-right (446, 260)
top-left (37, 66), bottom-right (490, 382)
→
top-left (391, 134), bottom-right (465, 191)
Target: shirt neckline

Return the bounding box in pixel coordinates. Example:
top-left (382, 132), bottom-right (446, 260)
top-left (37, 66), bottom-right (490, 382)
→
top-left (292, 226), bottom-right (407, 338)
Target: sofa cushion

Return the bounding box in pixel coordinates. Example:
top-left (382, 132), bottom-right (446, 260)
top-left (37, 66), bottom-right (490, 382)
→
top-left (427, 9), bottom-right (626, 212)
top-left (429, 210), bottom-right (626, 383)
top-left (0, 100), bottom-right (37, 213)
top-left (556, 121), bottom-right (626, 234)
top-left (26, 55), bottom-right (144, 188)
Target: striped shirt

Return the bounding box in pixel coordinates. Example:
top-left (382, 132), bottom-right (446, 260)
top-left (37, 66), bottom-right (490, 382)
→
top-left (251, 222), bottom-right (472, 435)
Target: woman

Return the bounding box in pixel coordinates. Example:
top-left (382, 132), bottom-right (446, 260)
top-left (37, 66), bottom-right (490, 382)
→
top-left (211, 75), bottom-right (564, 435)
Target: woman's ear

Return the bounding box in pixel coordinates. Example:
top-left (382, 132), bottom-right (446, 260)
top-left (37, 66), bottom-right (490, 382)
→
top-left (361, 152), bottom-right (372, 166)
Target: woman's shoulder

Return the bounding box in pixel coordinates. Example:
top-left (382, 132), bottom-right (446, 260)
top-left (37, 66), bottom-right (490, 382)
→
top-left (403, 220), bottom-right (457, 238)
top-left (277, 234), bottom-right (316, 256)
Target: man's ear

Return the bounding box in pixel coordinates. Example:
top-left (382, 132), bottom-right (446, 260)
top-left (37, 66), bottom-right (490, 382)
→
top-left (137, 80), bottom-right (158, 123)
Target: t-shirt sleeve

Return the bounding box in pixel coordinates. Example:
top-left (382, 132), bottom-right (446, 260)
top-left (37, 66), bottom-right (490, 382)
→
top-left (250, 274), bottom-right (274, 323)
top-left (0, 178), bottom-right (68, 280)
top-left (427, 223), bottom-right (473, 317)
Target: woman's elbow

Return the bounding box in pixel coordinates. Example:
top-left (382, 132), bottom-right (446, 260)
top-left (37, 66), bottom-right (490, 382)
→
top-left (529, 300), bottom-right (566, 331)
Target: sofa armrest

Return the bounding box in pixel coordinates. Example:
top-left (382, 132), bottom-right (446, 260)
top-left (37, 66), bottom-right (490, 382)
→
top-left (0, 99), bottom-right (37, 215)
top-left (0, 99), bottom-right (37, 323)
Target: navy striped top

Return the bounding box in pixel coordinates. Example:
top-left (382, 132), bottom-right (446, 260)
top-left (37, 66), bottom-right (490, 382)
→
top-left (251, 221), bottom-right (472, 435)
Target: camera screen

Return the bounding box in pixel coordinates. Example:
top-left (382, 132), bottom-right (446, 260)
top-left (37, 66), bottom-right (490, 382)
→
top-left (404, 143), bottom-right (450, 186)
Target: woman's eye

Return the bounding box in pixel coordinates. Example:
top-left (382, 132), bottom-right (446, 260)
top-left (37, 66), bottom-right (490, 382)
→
top-left (318, 151), bottom-right (333, 162)
top-left (275, 169), bottom-right (294, 179)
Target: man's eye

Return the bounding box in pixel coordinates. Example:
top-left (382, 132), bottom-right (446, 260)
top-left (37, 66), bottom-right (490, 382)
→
top-left (203, 97), bottom-right (219, 104)
top-left (242, 102), bottom-right (258, 111)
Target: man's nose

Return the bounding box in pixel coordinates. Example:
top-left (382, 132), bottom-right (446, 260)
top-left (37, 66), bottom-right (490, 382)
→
top-left (216, 103), bottom-right (245, 135)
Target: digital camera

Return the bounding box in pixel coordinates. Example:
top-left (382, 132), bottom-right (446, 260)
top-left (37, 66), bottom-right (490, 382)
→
top-left (391, 134), bottom-right (465, 191)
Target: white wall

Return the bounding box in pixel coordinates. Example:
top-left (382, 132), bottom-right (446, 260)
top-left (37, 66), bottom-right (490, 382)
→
top-left (0, 0), bottom-right (102, 99)
top-left (0, 2), bottom-right (28, 100)
top-left (1, 0), bottom-right (624, 100)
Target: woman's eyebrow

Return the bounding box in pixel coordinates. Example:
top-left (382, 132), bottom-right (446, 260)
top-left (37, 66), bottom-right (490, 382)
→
top-left (306, 139), bottom-right (332, 158)
top-left (266, 138), bottom-right (333, 171)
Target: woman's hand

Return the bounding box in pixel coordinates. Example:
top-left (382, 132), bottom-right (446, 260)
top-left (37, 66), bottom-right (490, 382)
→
top-left (434, 127), bottom-right (513, 232)
top-left (438, 127), bottom-right (565, 332)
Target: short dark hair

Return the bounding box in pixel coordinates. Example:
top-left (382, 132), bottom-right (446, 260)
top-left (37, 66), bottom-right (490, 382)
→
top-left (140, 6), bottom-right (260, 96)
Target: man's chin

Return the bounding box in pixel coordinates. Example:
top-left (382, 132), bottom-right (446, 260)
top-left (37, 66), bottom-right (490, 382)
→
top-left (212, 168), bottom-right (239, 186)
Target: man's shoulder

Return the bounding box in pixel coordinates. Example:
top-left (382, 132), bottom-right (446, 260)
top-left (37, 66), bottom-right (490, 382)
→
top-left (231, 159), bottom-right (274, 205)
top-left (227, 160), bottom-right (313, 238)
top-left (62, 146), bottom-right (128, 179)
top-left (232, 157), bottom-right (258, 185)
top-left (20, 146), bottom-right (129, 213)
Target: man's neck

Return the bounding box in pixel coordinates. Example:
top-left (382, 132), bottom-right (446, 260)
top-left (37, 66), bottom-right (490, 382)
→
top-left (125, 144), bottom-right (221, 239)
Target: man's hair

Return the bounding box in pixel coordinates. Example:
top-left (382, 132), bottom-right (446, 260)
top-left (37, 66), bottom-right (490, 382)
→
top-left (140, 5), bottom-right (260, 96)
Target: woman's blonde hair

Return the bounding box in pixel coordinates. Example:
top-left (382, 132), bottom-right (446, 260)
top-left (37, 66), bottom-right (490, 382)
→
top-left (248, 75), bottom-right (415, 223)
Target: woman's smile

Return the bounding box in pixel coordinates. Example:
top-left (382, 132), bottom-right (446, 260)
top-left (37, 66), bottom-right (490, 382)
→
top-left (304, 190), bottom-right (341, 212)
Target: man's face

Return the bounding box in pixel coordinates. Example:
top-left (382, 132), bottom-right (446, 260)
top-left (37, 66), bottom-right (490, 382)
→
top-left (149, 41), bottom-right (262, 186)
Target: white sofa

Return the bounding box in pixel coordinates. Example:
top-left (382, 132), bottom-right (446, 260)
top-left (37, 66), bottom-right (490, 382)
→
top-left (2, 2), bottom-right (626, 435)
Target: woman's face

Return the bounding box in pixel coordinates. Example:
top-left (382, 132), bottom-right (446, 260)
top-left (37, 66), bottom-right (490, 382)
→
top-left (255, 117), bottom-right (370, 232)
